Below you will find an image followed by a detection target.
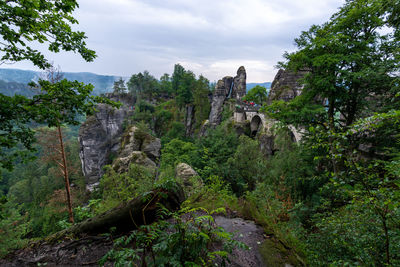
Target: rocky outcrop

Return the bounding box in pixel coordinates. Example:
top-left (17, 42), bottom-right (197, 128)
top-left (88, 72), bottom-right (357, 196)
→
top-left (113, 151), bottom-right (156, 173)
top-left (208, 76), bottom-right (233, 126)
top-left (185, 105), bottom-right (195, 136)
top-left (113, 126), bottom-right (161, 173)
top-left (175, 163), bottom-right (203, 197)
top-left (79, 93), bottom-right (134, 189)
top-left (119, 126), bottom-right (161, 161)
top-left (208, 66), bottom-right (247, 128)
top-left (231, 66), bottom-right (247, 100)
top-left (269, 69), bottom-right (308, 102)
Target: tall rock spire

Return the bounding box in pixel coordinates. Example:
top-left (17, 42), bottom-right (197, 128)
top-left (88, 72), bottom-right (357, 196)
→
top-left (231, 66), bottom-right (246, 99)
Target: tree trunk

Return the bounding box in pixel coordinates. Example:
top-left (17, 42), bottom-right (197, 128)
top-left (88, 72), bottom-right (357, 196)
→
top-left (58, 125), bottom-right (74, 223)
top-left (48, 186), bottom-right (185, 241)
top-left (382, 215), bottom-right (390, 265)
top-left (328, 97), bottom-right (339, 175)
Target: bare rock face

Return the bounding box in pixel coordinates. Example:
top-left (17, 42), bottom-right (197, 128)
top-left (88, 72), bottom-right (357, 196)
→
top-left (231, 66), bottom-right (247, 100)
top-left (269, 69), bottom-right (308, 102)
top-left (208, 76), bottom-right (233, 126)
top-left (185, 105), bottom-right (195, 136)
top-left (113, 126), bottom-right (161, 173)
top-left (175, 163), bottom-right (203, 197)
top-left (79, 93), bottom-right (134, 188)
top-left (119, 126), bottom-right (161, 161)
top-left (113, 151), bottom-right (156, 173)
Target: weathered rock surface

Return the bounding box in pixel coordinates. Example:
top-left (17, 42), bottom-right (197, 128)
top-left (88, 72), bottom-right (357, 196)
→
top-left (208, 66), bottom-right (247, 128)
top-left (185, 105), bottom-right (195, 136)
top-left (119, 126), bottom-right (161, 161)
top-left (0, 236), bottom-right (113, 267)
top-left (232, 66), bottom-right (247, 100)
top-left (112, 126), bottom-right (161, 173)
top-left (175, 163), bottom-right (203, 197)
top-left (113, 151), bottom-right (156, 173)
top-left (79, 93), bottom-right (134, 188)
top-left (215, 216), bottom-right (266, 266)
top-left (209, 76), bottom-right (233, 126)
top-left (175, 163), bottom-right (198, 181)
top-left (269, 69), bottom-right (307, 102)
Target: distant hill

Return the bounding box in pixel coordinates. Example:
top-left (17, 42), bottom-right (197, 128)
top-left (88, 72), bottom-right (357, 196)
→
top-left (246, 82), bottom-right (271, 92)
top-left (0, 68), bottom-right (120, 95)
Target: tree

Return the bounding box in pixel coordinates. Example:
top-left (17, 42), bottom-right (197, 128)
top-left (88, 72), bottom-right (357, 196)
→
top-left (243, 85), bottom-right (267, 105)
top-left (0, 77), bottom-right (118, 171)
top-left (113, 78), bottom-right (127, 94)
top-left (159, 73), bottom-right (173, 96)
top-left (267, 0), bottom-right (399, 129)
top-left (193, 75), bottom-right (211, 129)
top-left (34, 65), bottom-right (77, 223)
top-left (37, 127), bottom-right (76, 223)
top-left (265, 0), bottom-right (400, 176)
top-left (127, 71), bottom-right (158, 100)
top-left (0, 0), bottom-right (118, 171)
top-left (0, 0), bottom-right (95, 69)
top-left (262, 1), bottom-right (400, 264)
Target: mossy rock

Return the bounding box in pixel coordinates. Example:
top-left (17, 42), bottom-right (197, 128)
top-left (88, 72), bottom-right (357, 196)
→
top-left (259, 239), bottom-right (304, 266)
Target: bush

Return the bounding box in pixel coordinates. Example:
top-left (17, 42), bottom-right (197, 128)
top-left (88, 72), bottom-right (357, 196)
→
top-left (100, 207), bottom-right (247, 266)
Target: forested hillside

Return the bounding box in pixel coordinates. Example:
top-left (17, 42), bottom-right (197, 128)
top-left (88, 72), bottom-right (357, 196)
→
top-left (0, 0), bottom-right (399, 266)
top-left (0, 68), bottom-right (119, 95)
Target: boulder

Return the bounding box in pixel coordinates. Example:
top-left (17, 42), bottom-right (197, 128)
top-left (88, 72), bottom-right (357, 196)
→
top-left (120, 126), bottom-right (161, 161)
top-left (113, 151), bottom-right (156, 173)
top-left (175, 163), bottom-right (203, 197)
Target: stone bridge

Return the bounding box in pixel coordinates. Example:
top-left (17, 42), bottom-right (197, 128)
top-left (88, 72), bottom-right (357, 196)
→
top-left (233, 103), bottom-right (303, 142)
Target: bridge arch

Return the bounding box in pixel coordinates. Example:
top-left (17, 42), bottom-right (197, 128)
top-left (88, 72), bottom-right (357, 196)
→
top-left (250, 115), bottom-right (262, 137)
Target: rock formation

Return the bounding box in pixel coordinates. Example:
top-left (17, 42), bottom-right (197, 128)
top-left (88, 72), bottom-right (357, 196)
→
top-left (175, 163), bottom-right (203, 197)
top-left (208, 66), bottom-right (247, 127)
top-left (268, 69), bottom-right (308, 102)
top-left (208, 76), bottom-right (233, 126)
top-left (231, 66), bottom-right (247, 100)
top-left (78, 93), bottom-right (134, 189)
top-left (185, 105), bottom-right (195, 136)
top-left (112, 126), bottom-right (161, 173)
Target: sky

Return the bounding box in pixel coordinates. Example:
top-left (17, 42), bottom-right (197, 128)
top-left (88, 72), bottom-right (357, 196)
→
top-left (5, 0), bottom-right (345, 83)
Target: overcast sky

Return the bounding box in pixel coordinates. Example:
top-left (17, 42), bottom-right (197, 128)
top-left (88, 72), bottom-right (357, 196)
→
top-left (6, 0), bottom-right (345, 82)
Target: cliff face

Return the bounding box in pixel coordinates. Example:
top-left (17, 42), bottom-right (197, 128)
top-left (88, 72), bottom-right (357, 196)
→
top-left (78, 93), bottom-right (134, 189)
top-left (231, 66), bottom-right (247, 100)
top-left (208, 66), bottom-right (246, 127)
top-left (208, 76), bottom-right (233, 126)
top-left (268, 69), bottom-right (307, 102)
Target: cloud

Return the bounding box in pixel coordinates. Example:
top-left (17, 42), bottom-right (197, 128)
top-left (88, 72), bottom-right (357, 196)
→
top-left (7, 0), bottom-right (346, 82)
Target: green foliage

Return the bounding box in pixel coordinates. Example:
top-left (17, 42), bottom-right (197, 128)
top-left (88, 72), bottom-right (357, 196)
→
top-left (159, 73), bottom-right (173, 96)
top-left (161, 122), bottom-right (186, 144)
top-left (113, 78), bottom-right (127, 94)
top-left (127, 71), bottom-right (159, 100)
top-left (130, 100), bottom-right (155, 129)
top-left (100, 207), bottom-right (247, 266)
top-left (0, 200), bottom-right (29, 257)
top-left (0, 79), bottom-right (119, 171)
top-left (99, 163), bottom-right (155, 210)
top-left (160, 139), bottom-right (200, 171)
top-left (0, 125), bottom-right (87, 244)
top-left (193, 75), bottom-right (211, 131)
top-left (225, 135), bottom-right (267, 194)
top-left (243, 85), bottom-right (268, 105)
top-left (0, 0), bottom-right (96, 69)
top-left (194, 123), bottom-right (239, 184)
top-left (184, 175), bottom-right (238, 212)
top-left (307, 203), bottom-right (400, 266)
